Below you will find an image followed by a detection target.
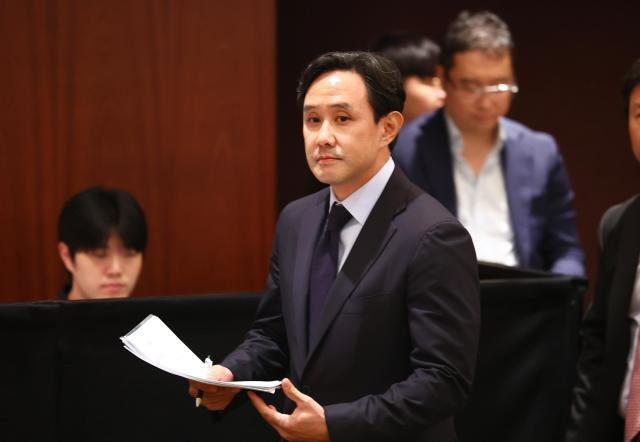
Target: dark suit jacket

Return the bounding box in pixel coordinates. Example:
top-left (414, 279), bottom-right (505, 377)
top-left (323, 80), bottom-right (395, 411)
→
top-left (393, 109), bottom-right (585, 276)
top-left (221, 167), bottom-right (481, 441)
top-left (567, 194), bottom-right (640, 441)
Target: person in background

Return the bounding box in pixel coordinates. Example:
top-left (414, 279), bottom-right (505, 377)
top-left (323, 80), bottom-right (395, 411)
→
top-left (567, 58), bottom-right (640, 442)
top-left (57, 186), bottom-right (147, 300)
top-left (394, 10), bottom-right (585, 276)
top-left (371, 31), bottom-right (446, 123)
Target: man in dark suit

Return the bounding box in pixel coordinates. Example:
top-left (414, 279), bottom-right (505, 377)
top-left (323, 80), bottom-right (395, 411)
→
top-left (393, 10), bottom-right (585, 276)
top-left (189, 51), bottom-right (480, 441)
top-left (566, 59), bottom-right (640, 441)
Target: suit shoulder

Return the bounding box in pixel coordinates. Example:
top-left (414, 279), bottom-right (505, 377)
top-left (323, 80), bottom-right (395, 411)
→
top-left (401, 110), bottom-right (434, 130)
top-left (400, 190), bottom-right (461, 232)
top-left (394, 192), bottom-right (475, 266)
top-left (394, 111), bottom-right (444, 175)
top-left (395, 112), bottom-right (440, 149)
top-left (503, 117), bottom-right (559, 153)
top-left (598, 194), bottom-right (640, 249)
top-left (278, 189), bottom-right (327, 223)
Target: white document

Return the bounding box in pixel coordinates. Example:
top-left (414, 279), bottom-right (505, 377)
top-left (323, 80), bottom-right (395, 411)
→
top-left (120, 314), bottom-right (281, 393)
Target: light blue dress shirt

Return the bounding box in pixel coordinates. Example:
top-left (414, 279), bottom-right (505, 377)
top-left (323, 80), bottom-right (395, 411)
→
top-left (445, 112), bottom-right (517, 267)
top-left (329, 157), bottom-right (395, 271)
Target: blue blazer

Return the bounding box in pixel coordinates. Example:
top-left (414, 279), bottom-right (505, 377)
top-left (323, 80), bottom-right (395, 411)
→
top-left (221, 167), bottom-right (481, 441)
top-left (393, 109), bottom-right (585, 276)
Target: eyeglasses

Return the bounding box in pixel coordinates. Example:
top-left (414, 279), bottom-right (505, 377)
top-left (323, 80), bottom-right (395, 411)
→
top-left (447, 78), bottom-right (519, 98)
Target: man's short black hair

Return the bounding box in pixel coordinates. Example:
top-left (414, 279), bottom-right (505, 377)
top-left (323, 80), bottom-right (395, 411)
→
top-left (370, 32), bottom-right (441, 79)
top-left (296, 51), bottom-right (405, 123)
top-left (58, 186), bottom-right (147, 257)
top-left (622, 58), bottom-right (640, 119)
top-left (441, 10), bottom-right (513, 73)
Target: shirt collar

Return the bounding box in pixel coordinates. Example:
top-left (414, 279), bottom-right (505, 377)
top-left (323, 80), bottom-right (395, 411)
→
top-left (444, 111), bottom-right (507, 157)
top-left (329, 157), bottom-right (395, 226)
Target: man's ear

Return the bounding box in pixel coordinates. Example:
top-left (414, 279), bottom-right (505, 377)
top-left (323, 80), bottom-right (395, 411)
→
top-left (58, 242), bottom-right (75, 273)
top-left (380, 111), bottom-right (404, 146)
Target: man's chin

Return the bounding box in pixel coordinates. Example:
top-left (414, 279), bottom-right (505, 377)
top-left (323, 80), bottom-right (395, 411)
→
top-left (311, 169), bottom-right (339, 185)
top-left (472, 115), bottom-right (499, 129)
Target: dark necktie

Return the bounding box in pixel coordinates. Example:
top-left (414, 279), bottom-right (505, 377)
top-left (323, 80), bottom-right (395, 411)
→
top-left (308, 202), bottom-right (352, 345)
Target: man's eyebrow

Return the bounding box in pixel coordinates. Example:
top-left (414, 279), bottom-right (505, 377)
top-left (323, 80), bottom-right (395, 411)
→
top-left (303, 102), bottom-right (352, 112)
top-left (459, 77), bottom-right (512, 83)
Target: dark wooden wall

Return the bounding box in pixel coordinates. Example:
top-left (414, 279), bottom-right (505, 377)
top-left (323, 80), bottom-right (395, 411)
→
top-left (277, 0), bottom-right (640, 294)
top-left (0, 0), bottom-right (276, 302)
top-left (1, 0), bottom-right (638, 303)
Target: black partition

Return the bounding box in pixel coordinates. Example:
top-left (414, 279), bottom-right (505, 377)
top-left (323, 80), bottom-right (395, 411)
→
top-left (0, 302), bottom-right (60, 442)
top-left (0, 293), bottom-right (278, 442)
top-left (456, 263), bottom-right (587, 442)
top-left (0, 272), bottom-right (585, 442)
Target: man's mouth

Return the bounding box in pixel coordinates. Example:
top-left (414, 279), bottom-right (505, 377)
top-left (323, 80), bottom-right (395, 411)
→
top-left (102, 283), bottom-right (125, 290)
top-left (317, 156), bottom-right (340, 166)
top-left (315, 151), bottom-right (342, 163)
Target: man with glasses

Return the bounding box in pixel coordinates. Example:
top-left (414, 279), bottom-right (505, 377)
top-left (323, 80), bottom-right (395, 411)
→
top-left (394, 10), bottom-right (584, 275)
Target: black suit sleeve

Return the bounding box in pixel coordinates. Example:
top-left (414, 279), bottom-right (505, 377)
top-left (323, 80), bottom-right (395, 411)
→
top-left (220, 230), bottom-right (289, 382)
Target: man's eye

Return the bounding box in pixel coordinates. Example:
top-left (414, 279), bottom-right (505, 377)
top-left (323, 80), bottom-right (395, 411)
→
top-left (306, 116), bottom-right (320, 124)
top-left (90, 249), bottom-right (108, 258)
top-left (124, 249), bottom-right (139, 258)
top-left (460, 81), bottom-right (481, 92)
top-left (336, 115), bottom-right (350, 123)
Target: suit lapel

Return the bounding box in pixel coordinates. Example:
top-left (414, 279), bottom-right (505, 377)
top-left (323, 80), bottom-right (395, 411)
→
top-left (501, 126), bottom-right (533, 268)
top-left (292, 191), bottom-right (328, 359)
top-left (304, 168), bottom-right (418, 367)
top-left (419, 110), bottom-right (457, 214)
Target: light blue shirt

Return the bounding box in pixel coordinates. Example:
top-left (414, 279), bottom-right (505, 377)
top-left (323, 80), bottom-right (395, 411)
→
top-left (444, 112), bottom-right (517, 267)
top-left (329, 157), bottom-right (395, 271)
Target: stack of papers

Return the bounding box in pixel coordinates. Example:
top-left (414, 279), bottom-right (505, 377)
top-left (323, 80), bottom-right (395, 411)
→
top-left (120, 314), bottom-right (281, 393)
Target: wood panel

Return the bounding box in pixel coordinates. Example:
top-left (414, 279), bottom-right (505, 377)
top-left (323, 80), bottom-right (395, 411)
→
top-left (0, 0), bottom-right (276, 301)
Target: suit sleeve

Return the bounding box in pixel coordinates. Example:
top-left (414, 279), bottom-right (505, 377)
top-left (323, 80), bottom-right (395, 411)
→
top-left (324, 220), bottom-right (481, 441)
top-left (220, 219), bottom-right (289, 382)
top-left (538, 141), bottom-right (585, 276)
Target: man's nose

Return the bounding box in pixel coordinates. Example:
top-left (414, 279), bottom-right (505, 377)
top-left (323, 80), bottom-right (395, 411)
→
top-left (106, 256), bottom-right (123, 275)
top-left (475, 92), bottom-right (493, 109)
top-left (317, 120), bottom-right (336, 146)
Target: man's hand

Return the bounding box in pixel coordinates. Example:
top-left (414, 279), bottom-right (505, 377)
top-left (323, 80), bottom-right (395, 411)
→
top-left (248, 378), bottom-right (329, 442)
top-left (188, 364), bottom-right (240, 410)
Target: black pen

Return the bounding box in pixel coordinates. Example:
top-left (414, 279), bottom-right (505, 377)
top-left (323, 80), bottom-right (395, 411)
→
top-left (195, 355), bottom-right (213, 407)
